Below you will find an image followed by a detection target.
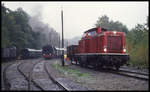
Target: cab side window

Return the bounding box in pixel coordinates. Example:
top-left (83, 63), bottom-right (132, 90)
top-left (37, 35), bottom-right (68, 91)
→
top-left (89, 31), bottom-right (97, 36)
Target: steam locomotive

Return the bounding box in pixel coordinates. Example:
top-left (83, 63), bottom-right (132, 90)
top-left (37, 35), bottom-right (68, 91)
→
top-left (42, 45), bottom-right (57, 59)
top-left (20, 48), bottom-right (42, 59)
top-left (67, 26), bottom-right (130, 70)
top-left (42, 45), bottom-right (66, 59)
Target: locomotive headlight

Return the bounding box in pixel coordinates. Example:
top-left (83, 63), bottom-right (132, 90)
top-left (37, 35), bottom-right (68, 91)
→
top-left (113, 31), bottom-right (117, 34)
top-left (123, 48), bottom-right (126, 52)
top-left (104, 48), bottom-right (107, 52)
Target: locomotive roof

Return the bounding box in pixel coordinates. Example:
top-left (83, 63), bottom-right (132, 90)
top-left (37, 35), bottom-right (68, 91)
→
top-left (23, 48), bottom-right (42, 52)
top-left (55, 47), bottom-right (66, 51)
top-left (84, 28), bottom-right (97, 33)
top-left (84, 27), bottom-right (107, 33)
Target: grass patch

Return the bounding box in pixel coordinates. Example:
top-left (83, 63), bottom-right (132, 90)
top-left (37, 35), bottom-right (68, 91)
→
top-left (52, 63), bottom-right (90, 78)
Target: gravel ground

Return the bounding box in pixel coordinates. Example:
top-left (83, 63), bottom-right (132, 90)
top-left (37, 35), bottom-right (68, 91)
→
top-left (1, 60), bottom-right (20, 90)
top-left (48, 59), bottom-right (149, 91)
top-left (2, 59), bottom-right (42, 91)
top-left (17, 58), bottom-right (51, 91)
top-left (32, 60), bottom-right (62, 90)
top-left (2, 58), bottom-right (149, 91)
top-left (4, 62), bottom-right (29, 90)
top-left (44, 59), bottom-right (90, 90)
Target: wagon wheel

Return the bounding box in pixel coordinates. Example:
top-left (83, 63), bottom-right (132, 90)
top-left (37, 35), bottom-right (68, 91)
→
top-left (115, 65), bottom-right (120, 71)
top-left (70, 58), bottom-right (73, 65)
top-left (79, 58), bottom-right (83, 67)
top-left (75, 60), bottom-right (78, 65)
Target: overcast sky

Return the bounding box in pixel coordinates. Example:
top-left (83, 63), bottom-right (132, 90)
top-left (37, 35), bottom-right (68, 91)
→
top-left (2, 1), bottom-right (149, 39)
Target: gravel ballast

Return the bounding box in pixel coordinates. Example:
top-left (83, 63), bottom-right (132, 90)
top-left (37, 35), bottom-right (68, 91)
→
top-left (48, 59), bottom-right (149, 91)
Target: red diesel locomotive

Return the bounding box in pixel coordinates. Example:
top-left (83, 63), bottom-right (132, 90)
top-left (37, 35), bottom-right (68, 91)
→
top-left (67, 27), bottom-right (129, 70)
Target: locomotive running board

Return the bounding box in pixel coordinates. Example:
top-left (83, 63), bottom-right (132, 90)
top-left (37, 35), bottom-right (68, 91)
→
top-left (75, 53), bottom-right (129, 56)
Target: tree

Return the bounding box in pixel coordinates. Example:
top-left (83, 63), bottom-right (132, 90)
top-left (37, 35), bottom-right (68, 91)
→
top-left (1, 5), bottom-right (60, 57)
top-left (95, 15), bottom-right (129, 34)
top-left (126, 19), bottom-right (148, 68)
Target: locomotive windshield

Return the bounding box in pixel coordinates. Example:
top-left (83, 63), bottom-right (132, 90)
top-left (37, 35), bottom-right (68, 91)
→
top-left (82, 31), bottom-right (97, 38)
top-left (82, 33), bottom-right (86, 38)
top-left (88, 31), bottom-right (97, 36)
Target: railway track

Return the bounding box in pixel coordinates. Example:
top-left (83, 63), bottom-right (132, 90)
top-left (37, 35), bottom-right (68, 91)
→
top-left (18, 58), bottom-right (70, 91)
top-left (3, 61), bottom-right (30, 90)
top-left (3, 61), bottom-right (18, 90)
top-left (119, 67), bottom-right (148, 76)
top-left (3, 59), bottom-right (148, 90)
top-left (112, 68), bottom-right (149, 80)
top-left (44, 59), bottom-right (89, 91)
top-left (4, 58), bottom-right (76, 91)
top-left (71, 61), bottom-right (149, 81)
top-left (17, 59), bottom-right (43, 91)
top-left (44, 60), bottom-right (68, 91)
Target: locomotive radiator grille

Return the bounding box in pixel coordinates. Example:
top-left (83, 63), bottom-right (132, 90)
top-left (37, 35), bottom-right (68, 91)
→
top-left (107, 36), bottom-right (123, 52)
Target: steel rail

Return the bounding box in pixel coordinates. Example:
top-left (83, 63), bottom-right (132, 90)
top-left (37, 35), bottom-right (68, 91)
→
top-left (44, 60), bottom-right (69, 91)
top-left (110, 70), bottom-right (149, 80)
top-left (71, 61), bottom-right (149, 81)
top-left (17, 59), bottom-right (44, 91)
top-left (119, 68), bottom-right (148, 76)
top-left (3, 62), bottom-right (18, 90)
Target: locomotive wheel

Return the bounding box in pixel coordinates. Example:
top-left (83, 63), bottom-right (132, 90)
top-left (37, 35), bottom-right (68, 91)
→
top-left (81, 62), bottom-right (86, 68)
top-left (71, 60), bottom-right (73, 65)
top-left (71, 58), bottom-right (74, 65)
top-left (81, 63), bottom-right (84, 67)
top-left (75, 61), bottom-right (78, 65)
top-left (97, 58), bottom-right (103, 70)
top-left (94, 60), bottom-right (99, 70)
top-left (98, 63), bottom-right (103, 70)
top-left (94, 64), bottom-right (98, 70)
top-left (84, 62), bottom-right (88, 68)
top-left (115, 65), bottom-right (120, 71)
top-left (79, 62), bottom-right (83, 67)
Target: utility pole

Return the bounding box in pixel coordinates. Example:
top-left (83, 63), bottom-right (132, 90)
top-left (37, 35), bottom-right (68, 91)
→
top-left (61, 7), bottom-right (64, 66)
top-left (67, 40), bottom-right (68, 47)
top-left (59, 34), bottom-right (60, 48)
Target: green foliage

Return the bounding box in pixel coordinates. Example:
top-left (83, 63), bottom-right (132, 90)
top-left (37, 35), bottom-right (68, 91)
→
top-left (95, 15), bottom-right (128, 34)
top-left (1, 4), bottom-right (60, 54)
top-left (126, 22), bottom-right (149, 68)
top-left (1, 5), bottom-right (43, 55)
top-left (1, 27), bottom-right (10, 47)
